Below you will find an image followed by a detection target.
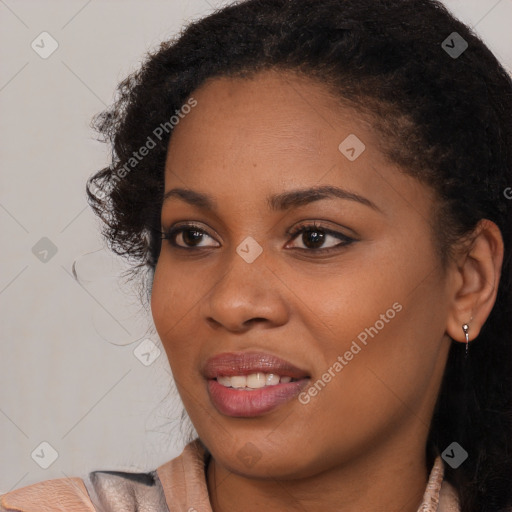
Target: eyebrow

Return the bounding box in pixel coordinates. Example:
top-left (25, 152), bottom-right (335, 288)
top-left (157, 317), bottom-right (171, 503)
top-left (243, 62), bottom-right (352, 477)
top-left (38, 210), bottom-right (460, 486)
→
top-left (162, 185), bottom-right (382, 213)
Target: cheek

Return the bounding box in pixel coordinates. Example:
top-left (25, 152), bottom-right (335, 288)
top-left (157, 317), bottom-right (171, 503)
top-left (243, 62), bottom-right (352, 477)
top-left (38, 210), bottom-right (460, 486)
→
top-left (279, 248), bottom-right (403, 353)
top-left (150, 259), bottom-right (207, 376)
top-left (151, 258), bottom-right (197, 330)
top-left (298, 236), bottom-right (446, 395)
top-left (150, 262), bottom-right (170, 334)
top-left (150, 261), bottom-right (187, 359)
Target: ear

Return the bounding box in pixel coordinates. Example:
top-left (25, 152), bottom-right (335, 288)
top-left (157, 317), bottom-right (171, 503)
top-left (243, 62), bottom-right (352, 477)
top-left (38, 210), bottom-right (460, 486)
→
top-left (446, 219), bottom-right (504, 344)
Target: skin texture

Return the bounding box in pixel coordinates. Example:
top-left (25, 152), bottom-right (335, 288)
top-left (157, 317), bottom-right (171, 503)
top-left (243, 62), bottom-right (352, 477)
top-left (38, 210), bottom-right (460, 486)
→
top-left (151, 69), bottom-right (503, 512)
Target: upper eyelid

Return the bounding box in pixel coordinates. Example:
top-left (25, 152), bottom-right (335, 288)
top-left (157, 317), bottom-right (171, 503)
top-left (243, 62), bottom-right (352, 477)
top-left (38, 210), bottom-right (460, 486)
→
top-left (162, 218), bottom-right (354, 234)
top-left (161, 223), bottom-right (219, 246)
top-left (287, 223), bottom-right (352, 237)
top-left (162, 221), bottom-right (350, 236)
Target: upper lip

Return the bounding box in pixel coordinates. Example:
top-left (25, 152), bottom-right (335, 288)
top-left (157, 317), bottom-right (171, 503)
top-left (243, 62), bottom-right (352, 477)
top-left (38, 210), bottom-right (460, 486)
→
top-left (202, 351), bottom-right (310, 379)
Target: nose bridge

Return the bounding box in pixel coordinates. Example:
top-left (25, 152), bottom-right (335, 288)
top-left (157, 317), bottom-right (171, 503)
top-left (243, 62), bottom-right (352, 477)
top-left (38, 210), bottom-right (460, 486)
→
top-left (212, 242), bottom-right (269, 308)
top-left (202, 241), bottom-right (288, 330)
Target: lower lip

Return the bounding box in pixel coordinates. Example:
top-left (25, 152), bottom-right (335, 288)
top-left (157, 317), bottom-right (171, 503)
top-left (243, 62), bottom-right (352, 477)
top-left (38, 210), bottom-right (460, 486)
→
top-left (207, 378), bottom-right (310, 417)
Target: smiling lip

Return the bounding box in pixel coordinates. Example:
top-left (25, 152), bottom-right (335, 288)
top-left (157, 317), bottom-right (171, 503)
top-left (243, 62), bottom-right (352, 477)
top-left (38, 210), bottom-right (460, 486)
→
top-left (203, 351), bottom-right (310, 417)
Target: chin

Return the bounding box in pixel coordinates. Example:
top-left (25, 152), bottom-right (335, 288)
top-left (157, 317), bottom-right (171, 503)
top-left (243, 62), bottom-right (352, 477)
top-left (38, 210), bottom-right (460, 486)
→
top-left (206, 435), bottom-right (327, 480)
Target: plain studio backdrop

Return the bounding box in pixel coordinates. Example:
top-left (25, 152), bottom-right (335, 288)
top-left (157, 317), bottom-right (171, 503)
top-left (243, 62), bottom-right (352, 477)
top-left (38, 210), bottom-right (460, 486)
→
top-left (1, 0), bottom-right (511, 493)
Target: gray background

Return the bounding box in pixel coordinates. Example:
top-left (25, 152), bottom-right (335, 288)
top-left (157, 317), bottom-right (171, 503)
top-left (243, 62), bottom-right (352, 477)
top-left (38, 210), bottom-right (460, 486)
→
top-left (1, 0), bottom-right (511, 493)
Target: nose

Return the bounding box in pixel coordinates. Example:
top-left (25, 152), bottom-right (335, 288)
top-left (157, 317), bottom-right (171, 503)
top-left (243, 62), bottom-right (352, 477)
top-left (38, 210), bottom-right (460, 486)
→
top-left (201, 249), bottom-right (289, 333)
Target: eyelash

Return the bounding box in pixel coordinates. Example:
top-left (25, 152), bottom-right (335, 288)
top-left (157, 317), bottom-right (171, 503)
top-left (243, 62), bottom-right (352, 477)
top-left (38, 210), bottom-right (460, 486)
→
top-left (161, 221), bottom-right (356, 254)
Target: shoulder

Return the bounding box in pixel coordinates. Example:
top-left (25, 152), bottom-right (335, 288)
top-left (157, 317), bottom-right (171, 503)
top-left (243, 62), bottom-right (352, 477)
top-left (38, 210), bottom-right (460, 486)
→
top-left (0, 469), bottom-right (168, 512)
top-left (0, 440), bottom-right (208, 511)
top-left (0, 476), bottom-right (95, 511)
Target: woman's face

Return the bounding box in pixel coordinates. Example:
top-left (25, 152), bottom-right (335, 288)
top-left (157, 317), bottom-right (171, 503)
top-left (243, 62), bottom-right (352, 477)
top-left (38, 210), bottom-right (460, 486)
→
top-left (151, 69), bottom-right (456, 479)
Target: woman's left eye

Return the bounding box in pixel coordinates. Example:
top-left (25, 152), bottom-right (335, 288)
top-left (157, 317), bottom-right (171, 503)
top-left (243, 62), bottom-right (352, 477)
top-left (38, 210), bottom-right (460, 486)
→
top-left (286, 223), bottom-right (356, 252)
top-left (161, 222), bottom-right (356, 253)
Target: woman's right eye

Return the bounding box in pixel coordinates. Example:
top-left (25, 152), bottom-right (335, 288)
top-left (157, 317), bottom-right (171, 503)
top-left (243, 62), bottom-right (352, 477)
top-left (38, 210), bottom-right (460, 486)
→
top-left (161, 224), bottom-right (220, 249)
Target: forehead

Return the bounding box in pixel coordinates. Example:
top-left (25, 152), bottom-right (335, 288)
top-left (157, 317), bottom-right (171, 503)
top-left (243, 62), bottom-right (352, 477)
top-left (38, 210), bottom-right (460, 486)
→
top-left (163, 69), bottom-right (433, 222)
top-left (172, 71), bottom-right (343, 156)
top-left (166, 70), bottom-right (372, 173)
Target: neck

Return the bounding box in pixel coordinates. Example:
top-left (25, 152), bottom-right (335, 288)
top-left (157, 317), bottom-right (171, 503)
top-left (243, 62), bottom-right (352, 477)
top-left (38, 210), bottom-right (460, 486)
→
top-left (206, 435), bottom-right (430, 512)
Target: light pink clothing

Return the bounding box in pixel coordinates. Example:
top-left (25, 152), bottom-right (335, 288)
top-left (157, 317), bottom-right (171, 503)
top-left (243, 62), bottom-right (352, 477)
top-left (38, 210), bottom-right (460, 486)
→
top-left (1, 439), bottom-right (460, 511)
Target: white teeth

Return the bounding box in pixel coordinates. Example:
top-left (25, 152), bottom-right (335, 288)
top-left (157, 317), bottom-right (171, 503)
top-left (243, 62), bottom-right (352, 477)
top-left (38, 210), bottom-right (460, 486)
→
top-left (216, 373), bottom-right (297, 389)
top-left (230, 375), bottom-right (247, 388)
top-left (246, 373), bottom-right (266, 389)
top-left (266, 373), bottom-right (280, 386)
top-left (217, 375), bottom-right (231, 387)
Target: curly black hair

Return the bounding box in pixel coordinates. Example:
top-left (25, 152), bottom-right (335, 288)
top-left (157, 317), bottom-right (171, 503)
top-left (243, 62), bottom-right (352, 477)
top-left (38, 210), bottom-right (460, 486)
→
top-left (86, 1), bottom-right (512, 510)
